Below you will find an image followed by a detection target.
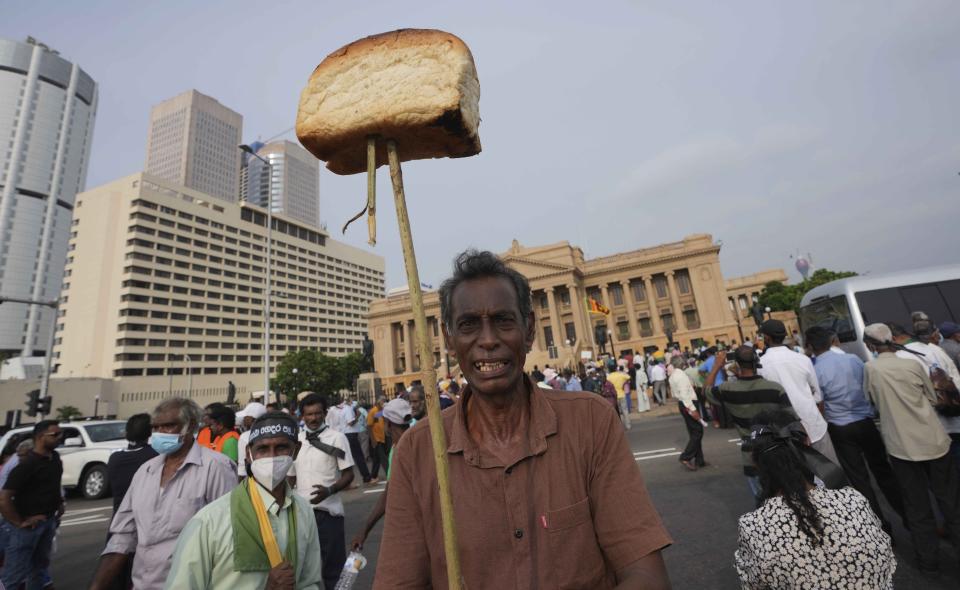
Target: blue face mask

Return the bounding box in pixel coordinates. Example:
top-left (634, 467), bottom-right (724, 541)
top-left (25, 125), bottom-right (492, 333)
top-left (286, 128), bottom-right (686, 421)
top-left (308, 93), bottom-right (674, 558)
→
top-left (150, 432), bottom-right (183, 455)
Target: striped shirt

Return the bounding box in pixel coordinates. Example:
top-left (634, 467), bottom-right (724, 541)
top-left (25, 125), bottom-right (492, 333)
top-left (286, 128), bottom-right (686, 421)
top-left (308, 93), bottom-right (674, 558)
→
top-left (706, 376), bottom-right (796, 475)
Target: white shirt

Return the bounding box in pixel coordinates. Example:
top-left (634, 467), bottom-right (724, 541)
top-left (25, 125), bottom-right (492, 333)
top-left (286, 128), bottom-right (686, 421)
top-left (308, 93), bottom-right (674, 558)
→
top-left (668, 369), bottom-right (698, 412)
top-left (759, 346), bottom-right (828, 443)
top-left (342, 403), bottom-right (364, 434)
top-left (325, 404), bottom-right (346, 432)
top-left (651, 364), bottom-right (666, 382)
top-left (236, 430), bottom-right (250, 476)
top-left (898, 342), bottom-right (960, 434)
top-left (290, 426), bottom-right (354, 516)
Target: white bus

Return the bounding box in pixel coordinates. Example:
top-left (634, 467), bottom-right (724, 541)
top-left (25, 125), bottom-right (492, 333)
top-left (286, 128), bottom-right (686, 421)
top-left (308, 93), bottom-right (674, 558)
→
top-left (798, 264), bottom-right (960, 361)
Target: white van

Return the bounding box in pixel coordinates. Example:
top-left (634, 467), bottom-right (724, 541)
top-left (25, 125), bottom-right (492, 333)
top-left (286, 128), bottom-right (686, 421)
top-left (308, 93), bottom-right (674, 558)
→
top-left (798, 264), bottom-right (960, 361)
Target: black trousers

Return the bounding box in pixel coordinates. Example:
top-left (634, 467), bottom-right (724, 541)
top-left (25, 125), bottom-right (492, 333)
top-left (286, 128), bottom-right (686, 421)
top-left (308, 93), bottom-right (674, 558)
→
top-left (889, 453), bottom-right (960, 571)
top-left (679, 403), bottom-right (705, 466)
top-left (346, 432), bottom-right (372, 482)
top-left (828, 418), bottom-right (905, 526)
top-left (315, 509), bottom-right (346, 590)
top-left (370, 441), bottom-right (389, 479)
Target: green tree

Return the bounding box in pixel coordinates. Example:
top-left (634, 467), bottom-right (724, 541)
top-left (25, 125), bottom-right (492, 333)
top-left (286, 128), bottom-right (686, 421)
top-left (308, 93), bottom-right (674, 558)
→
top-left (336, 352), bottom-right (366, 391)
top-left (759, 269), bottom-right (858, 313)
top-left (271, 350), bottom-right (341, 401)
top-left (55, 405), bottom-right (83, 421)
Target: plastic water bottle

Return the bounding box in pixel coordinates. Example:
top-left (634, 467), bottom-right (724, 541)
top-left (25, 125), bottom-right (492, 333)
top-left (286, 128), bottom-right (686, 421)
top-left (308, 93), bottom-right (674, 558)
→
top-left (333, 551), bottom-right (367, 590)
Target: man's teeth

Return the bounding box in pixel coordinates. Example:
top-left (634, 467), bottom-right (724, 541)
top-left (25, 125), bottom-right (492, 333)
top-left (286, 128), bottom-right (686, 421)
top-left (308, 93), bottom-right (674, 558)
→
top-left (475, 361), bottom-right (505, 372)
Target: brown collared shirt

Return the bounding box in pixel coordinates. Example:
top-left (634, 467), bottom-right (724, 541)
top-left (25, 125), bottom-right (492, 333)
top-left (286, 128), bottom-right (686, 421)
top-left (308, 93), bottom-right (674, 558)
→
top-left (373, 379), bottom-right (672, 589)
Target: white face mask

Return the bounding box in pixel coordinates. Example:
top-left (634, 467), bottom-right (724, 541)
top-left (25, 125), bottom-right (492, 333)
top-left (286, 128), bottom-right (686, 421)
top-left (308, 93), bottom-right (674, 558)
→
top-left (249, 455), bottom-right (294, 490)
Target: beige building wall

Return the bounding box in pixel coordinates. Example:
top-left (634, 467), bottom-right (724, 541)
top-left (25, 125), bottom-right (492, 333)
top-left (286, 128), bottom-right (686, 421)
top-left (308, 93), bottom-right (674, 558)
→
top-left (54, 173), bottom-right (385, 384)
top-left (368, 234), bottom-right (793, 392)
top-left (724, 269), bottom-right (799, 341)
top-left (145, 90), bottom-right (243, 203)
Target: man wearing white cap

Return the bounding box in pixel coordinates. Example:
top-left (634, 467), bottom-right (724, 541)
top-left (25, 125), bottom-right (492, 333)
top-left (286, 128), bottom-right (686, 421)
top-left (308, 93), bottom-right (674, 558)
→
top-left (236, 402), bottom-right (267, 477)
top-left (351, 398), bottom-right (413, 552)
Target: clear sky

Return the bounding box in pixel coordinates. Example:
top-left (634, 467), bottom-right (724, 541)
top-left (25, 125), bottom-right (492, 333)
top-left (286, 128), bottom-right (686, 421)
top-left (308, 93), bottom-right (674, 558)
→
top-left (5, 0), bottom-right (958, 289)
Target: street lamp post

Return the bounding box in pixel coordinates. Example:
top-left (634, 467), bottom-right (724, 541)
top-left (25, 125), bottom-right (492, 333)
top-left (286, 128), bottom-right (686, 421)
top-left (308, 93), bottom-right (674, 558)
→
top-left (94, 394), bottom-right (100, 419)
top-left (184, 354), bottom-right (193, 397)
top-left (239, 144), bottom-right (274, 407)
top-left (1, 296), bottom-right (59, 418)
top-left (607, 330), bottom-right (616, 359)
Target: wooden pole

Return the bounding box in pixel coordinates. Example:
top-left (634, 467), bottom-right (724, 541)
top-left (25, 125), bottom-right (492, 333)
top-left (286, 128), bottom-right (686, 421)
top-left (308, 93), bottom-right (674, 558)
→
top-left (387, 139), bottom-right (464, 590)
top-left (366, 136), bottom-right (377, 246)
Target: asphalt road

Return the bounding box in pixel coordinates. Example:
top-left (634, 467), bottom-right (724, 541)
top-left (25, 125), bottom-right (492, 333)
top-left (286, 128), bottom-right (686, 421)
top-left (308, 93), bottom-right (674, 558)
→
top-left (50, 411), bottom-right (958, 589)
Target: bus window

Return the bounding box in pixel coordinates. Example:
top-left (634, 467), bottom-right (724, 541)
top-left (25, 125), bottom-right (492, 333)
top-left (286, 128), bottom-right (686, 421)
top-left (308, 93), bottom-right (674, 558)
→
top-left (799, 296), bottom-right (855, 342)
top-left (856, 288), bottom-right (910, 328)
top-left (856, 280), bottom-right (960, 329)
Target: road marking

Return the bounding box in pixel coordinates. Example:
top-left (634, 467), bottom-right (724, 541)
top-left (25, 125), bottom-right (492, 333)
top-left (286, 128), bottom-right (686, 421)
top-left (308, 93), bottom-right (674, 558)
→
top-left (633, 448), bottom-right (676, 456)
top-left (727, 438), bottom-right (741, 443)
top-left (363, 488), bottom-right (385, 494)
top-left (635, 451), bottom-right (682, 461)
top-left (65, 506), bottom-right (112, 516)
top-left (61, 516), bottom-right (110, 527)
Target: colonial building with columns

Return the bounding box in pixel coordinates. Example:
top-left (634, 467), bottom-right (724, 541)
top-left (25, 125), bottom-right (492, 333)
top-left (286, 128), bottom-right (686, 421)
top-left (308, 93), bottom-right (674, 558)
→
top-left (367, 234), bottom-right (791, 391)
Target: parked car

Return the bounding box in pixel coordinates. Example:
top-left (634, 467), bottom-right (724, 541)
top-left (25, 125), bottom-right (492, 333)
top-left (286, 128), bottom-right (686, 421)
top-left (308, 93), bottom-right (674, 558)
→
top-left (0, 420), bottom-right (127, 499)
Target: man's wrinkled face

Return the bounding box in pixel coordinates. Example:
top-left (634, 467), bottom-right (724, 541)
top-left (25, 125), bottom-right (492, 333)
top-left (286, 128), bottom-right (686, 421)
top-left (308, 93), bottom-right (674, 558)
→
top-left (408, 390), bottom-right (426, 420)
top-left (302, 403), bottom-right (325, 431)
top-left (443, 276), bottom-right (535, 398)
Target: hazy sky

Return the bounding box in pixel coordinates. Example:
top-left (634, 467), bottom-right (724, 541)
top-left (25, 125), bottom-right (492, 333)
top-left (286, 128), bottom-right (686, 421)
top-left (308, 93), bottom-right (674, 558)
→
top-left (5, 1), bottom-right (958, 289)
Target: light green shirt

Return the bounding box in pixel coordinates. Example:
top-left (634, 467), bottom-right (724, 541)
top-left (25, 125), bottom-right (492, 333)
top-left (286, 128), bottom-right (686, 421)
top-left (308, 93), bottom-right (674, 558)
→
top-left (164, 482), bottom-right (323, 589)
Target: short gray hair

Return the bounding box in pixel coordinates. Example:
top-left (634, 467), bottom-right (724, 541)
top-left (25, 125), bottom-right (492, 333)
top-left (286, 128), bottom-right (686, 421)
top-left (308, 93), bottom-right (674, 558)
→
top-left (438, 249), bottom-right (532, 331)
top-left (153, 397), bottom-right (203, 434)
top-left (670, 356), bottom-right (687, 370)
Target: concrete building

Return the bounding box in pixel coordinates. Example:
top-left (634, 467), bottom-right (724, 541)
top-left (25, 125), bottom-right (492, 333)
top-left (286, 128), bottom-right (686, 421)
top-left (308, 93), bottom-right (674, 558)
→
top-left (0, 37), bottom-right (97, 358)
top-left (367, 235), bottom-right (793, 391)
top-left (54, 173), bottom-right (385, 391)
top-left (241, 140), bottom-right (320, 228)
top-left (145, 90), bottom-right (242, 203)
top-left (725, 269), bottom-right (799, 342)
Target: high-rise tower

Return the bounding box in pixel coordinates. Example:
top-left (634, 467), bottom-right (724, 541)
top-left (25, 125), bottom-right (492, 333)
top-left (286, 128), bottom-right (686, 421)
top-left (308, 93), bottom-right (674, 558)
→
top-left (0, 37), bottom-right (98, 358)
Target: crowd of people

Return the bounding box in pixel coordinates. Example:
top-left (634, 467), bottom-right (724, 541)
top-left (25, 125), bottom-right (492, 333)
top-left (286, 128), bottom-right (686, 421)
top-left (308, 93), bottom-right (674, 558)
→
top-left (0, 245), bottom-right (958, 588)
top-left (529, 311), bottom-right (960, 586)
top-left (0, 383), bottom-right (431, 589)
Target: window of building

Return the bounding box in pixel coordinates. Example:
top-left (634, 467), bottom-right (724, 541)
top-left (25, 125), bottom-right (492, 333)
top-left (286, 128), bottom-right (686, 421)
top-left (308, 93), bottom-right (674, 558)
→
top-left (654, 276), bottom-right (668, 299)
top-left (661, 313), bottom-right (675, 332)
top-left (609, 284), bottom-right (624, 306)
top-left (558, 288), bottom-right (571, 307)
top-left (675, 270), bottom-right (692, 295)
top-left (564, 322), bottom-right (576, 344)
top-left (683, 308), bottom-right (700, 330)
top-left (617, 320), bottom-right (630, 341)
top-left (631, 281), bottom-right (646, 302)
top-left (543, 326), bottom-right (554, 348)
top-left (639, 317), bottom-right (653, 337)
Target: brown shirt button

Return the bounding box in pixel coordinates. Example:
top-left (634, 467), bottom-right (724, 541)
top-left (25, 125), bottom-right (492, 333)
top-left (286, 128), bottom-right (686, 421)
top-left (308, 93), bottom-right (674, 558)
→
top-left (514, 528), bottom-right (523, 539)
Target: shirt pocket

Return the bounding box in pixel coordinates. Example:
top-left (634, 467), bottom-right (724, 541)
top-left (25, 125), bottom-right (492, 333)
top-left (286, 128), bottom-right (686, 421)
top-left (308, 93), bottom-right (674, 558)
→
top-left (545, 497), bottom-right (607, 589)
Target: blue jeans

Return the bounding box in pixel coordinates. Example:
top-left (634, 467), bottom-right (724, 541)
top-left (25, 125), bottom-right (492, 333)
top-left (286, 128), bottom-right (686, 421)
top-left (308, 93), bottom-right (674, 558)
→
top-left (746, 475), bottom-right (763, 507)
top-left (2, 517), bottom-right (56, 590)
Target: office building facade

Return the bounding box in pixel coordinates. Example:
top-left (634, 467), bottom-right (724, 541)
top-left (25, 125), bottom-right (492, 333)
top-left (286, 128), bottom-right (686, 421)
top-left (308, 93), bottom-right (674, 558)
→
top-left (54, 173), bottom-right (385, 382)
top-left (0, 37), bottom-right (97, 357)
top-left (241, 140), bottom-right (320, 228)
top-left (145, 90), bottom-right (242, 203)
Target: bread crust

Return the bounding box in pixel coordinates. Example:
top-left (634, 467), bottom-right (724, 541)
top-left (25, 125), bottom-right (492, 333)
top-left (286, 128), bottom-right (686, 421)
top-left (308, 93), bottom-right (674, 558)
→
top-left (296, 29), bottom-right (481, 175)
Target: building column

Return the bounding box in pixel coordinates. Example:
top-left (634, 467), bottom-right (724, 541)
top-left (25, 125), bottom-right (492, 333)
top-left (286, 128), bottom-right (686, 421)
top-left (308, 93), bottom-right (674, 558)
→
top-left (569, 283), bottom-right (592, 348)
top-left (643, 276), bottom-right (662, 335)
top-left (545, 287), bottom-right (563, 350)
top-left (403, 321), bottom-right (414, 374)
top-left (666, 271), bottom-right (684, 332)
top-left (620, 279), bottom-right (639, 339)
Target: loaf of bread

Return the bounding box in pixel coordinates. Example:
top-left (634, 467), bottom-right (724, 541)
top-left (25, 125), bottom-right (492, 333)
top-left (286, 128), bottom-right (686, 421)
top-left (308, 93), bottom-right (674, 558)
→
top-left (296, 29), bottom-right (481, 175)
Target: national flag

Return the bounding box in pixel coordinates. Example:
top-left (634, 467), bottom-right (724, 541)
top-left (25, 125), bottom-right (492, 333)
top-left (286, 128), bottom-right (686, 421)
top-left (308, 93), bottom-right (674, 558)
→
top-left (587, 297), bottom-right (610, 315)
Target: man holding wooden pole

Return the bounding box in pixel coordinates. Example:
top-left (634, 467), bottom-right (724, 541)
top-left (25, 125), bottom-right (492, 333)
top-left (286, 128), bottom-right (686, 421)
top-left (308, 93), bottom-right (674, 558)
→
top-left (373, 250), bottom-right (673, 589)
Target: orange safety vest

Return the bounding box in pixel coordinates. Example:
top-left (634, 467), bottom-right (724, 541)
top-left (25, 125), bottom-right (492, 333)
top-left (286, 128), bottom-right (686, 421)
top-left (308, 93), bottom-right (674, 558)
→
top-left (214, 430), bottom-right (240, 453)
top-left (197, 426), bottom-right (215, 449)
